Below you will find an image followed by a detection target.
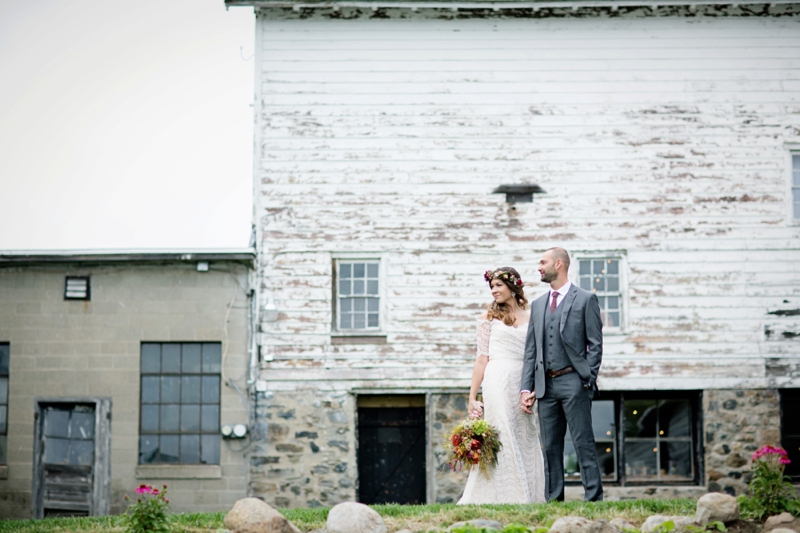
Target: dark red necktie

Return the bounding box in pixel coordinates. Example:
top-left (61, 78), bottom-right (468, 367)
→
top-left (550, 292), bottom-right (559, 313)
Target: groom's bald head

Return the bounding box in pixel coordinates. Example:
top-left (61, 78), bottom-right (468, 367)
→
top-left (546, 247), bottom-right (570, 273)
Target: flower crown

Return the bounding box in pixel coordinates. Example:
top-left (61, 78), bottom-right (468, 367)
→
top-left (484, 269), bottom-right (523, 287)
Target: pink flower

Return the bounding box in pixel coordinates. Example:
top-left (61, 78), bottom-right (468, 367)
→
top-left (135, 484), bottom-right (153, 495)
top-left (780, 457), bottom-right (791, 465)
top-left (151, 488), bottom-right (160, 495)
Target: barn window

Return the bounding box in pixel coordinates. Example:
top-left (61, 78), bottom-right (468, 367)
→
top-left (793, 154), bottom-right (800, 220)
top-left (566, 392), bottom-right (701, 485)
top-left (335, 260), bottom-right (381, 331)
top-left (780, 389), bottom-right (800, 478)
top-left (138, 343), bottom-right (221, 465)
top-left (622, 393), bottom-right (697, 482)
top-left (0, 343), bottom-right (8, 465)
top-left (578, 258), bottom-right (622, 329)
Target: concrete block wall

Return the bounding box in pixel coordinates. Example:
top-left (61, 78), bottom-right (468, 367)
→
top-left (0, 261), bottom-right (251, 518)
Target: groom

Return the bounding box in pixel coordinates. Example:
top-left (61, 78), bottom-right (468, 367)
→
top-left (520, 247), bottom-right (604, 502)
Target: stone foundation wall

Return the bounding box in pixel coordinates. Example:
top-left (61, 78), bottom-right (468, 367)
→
top-left (703, 389), bottom-right (781, 496)
top-left (250, 389), bottom-right (357, 508)
top-left (429, 393), bottom-right (470, 503)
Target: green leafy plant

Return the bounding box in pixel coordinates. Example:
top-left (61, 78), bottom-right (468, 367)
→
top-left (652, 520), bottom-right (676, 533)
top-left (739, 445), bottom-right (800, 520)
top-left (502, 524), bottom-right (532, 533)
top-left (686, 521), bottom-right (727, 533)
top-left (122, 483), bottom-right (172, 533)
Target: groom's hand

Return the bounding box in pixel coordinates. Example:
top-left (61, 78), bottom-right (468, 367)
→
top-left (520, 391), bottom-right (535, 414)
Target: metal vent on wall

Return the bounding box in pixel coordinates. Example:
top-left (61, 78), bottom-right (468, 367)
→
top-left (64, 277), bottom-right (90, 300)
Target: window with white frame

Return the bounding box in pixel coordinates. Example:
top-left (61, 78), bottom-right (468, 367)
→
top-left (336, 260), bottom-right (380, 331)
top-left (793, 154), bottom-right (800, 220)
top-left (578, 258), bottom-right (622, 328)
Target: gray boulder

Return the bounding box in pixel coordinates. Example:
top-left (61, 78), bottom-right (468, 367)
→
top-left (694, 493), bottom-right (740, 525)
top-left (448, 520), bottom-right (504, 532)
top-left (224, 498), bottom-right (302, 533)
top-left (327, 502), bottom-right (388, 533)
top-left (549, 517), bottom-right (619, 533)
top-left (764, 513), bottom-right (794, 529)
top-left (609, 518), bottom-right (637, 532)
top-left (770, 530), bottom-right (797, 533)
top-left (641, 515), bottom-right (697, 533)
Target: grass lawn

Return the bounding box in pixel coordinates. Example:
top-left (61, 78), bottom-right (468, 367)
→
top-left (0, 500), bottom-right (700, 533)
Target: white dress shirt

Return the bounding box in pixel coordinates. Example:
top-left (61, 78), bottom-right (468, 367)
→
top-left (549, 281), bottom-right (572, 310)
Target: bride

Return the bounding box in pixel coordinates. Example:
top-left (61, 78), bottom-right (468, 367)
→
top-left (458, 267), bottom-right (546, 504)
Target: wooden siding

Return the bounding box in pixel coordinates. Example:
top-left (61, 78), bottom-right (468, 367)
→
top-left (254, 10), bottom-right (800, 392)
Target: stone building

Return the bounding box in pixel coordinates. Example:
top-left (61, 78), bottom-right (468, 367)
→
top-left (227, 0), bottom-right (800, 506)
top-left (0, 250), bottom-right (254, 518)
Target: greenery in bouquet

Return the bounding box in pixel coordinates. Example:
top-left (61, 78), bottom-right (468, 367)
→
top-left (738, 444), bottom-right (800, 520)
top-left (444, 416), bottom-right (502, 476)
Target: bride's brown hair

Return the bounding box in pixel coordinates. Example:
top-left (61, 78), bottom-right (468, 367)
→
top-left (484, 266), bottom-right (528, 326)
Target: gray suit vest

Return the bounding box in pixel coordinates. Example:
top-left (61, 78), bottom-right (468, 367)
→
top-left (543, 297), bottom-right (572, 372)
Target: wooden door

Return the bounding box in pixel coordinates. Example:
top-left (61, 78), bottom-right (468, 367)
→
top-left (357, 400), bottom-right (426, 505)
top-left (32, 399), bottom-right (111, 518)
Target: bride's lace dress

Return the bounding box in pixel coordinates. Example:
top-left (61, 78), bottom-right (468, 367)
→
top-left (458, 318), bottom-right (546, 504)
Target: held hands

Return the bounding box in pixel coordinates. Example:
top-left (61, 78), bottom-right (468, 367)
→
top-left (468, 399), bottom-right (484, 419)
top-left (520, 391), bottom-right (536, 414)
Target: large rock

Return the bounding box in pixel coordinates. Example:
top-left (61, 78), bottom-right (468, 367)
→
top-left (224, 498), bottom-right (302, 533)
top-left (327, 502), bottom-right (387, 533)
top-left (694, 492), bottom-right (740, 524)
top-left (770, 530), bottom-right (797, 533)
top-left (764, 513), bottom-right (794, 529)
top-left (549, 517), bottom-right (619, 533)
top-left (641, 515), bottom-right (697, 533)
top-left (609, 518), bottom-right (637, 532)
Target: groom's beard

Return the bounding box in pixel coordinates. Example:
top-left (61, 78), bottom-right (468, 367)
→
top-left (540, 270), bottom-right (556, 283)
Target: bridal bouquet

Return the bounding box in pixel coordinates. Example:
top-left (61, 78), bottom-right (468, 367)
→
top-left (443, 416), bottom-right (502, 476)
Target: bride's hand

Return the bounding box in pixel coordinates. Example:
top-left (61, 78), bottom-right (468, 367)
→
top-left (468, 400), bottom-right (484, 419)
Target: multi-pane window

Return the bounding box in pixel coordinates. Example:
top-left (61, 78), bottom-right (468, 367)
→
top-left (793, 154), bottom-right (800, 219)
top-left (780, 389), bottom-right (800, 478)
top-left (337, 261), bottom-right (380, 330)
top-left (624, 395), bottom-right (694, 482)
top-left (0, 343), bottom-right (7, 464)
top-left (579, 258), bottom-right (621, 328)
top-left (564, 392), bottom-right (698, 485)
top-left (565, 400), bottom-right (617, 482)
top-left (139, 343), bottom-right (221, 465)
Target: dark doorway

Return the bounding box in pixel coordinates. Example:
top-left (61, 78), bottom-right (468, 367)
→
top-left (32, 399), bottom-right (111, 518)
top-left (357, 395), bottom-right (426, 504)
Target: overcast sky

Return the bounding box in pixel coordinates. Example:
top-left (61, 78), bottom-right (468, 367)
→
top-left (0, 0), bottom-right (255, 251)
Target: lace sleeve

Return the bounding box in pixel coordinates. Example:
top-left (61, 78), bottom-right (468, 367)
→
top-left (476, 318), bottom-right (491, 359)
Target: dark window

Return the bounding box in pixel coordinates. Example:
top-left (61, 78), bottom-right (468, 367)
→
top-left (780, 389), bottom-right (800, 478)
top-left (566, 391), bottom-right (700, 485)
top-left (565, 399), bottom-right (618, 482)
top-left (139, 343), bottom-right (221, 465)
top-left (624, 395), bottom-right (695, 481)
top-left (336, 261), bottom-right (380, 330)
top-left (578, 258), bottom-right (621, 328)
top-left (0, 343), bottom-right (8, 464)
top-left (64, 276), bottom-right (90, 300)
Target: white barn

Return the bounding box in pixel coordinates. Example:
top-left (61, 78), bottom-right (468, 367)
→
top-left (226, 0), bottom-right (800, 506)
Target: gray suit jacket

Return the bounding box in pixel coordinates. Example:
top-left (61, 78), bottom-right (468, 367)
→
top-left (521, 283), bottom-right (603, 398)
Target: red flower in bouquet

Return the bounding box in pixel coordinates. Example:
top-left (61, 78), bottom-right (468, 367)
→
top-left (443, 416), bottom-right (502, 477)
